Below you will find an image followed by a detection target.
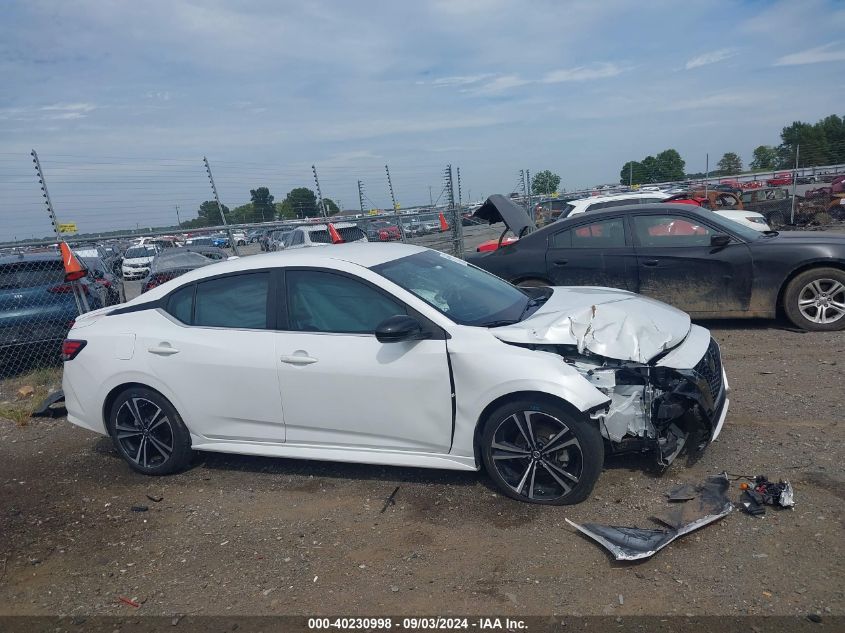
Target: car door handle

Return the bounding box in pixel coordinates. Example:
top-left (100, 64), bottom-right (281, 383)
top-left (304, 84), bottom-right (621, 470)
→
top-left (280, 355), bottom-right (318, 365)
top-left (553, 259), bottom-right (568, 266)
top-left (148, 344), bottom-right (179, 356)
top-left (642, 259), bottom-right (659, 267)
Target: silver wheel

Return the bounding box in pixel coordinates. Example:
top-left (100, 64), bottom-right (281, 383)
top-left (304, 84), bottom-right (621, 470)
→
top-left (797, 278), bottom-right (845, 325)
top-left (114, 397), bottom-right (174, 469)
top-left (490, 410), bottom-right (583, 501)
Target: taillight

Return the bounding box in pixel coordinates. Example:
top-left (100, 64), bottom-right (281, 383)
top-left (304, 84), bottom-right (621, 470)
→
top-left (48, 284), bottom-right (75, 294)
top-left (61, 339), bottom-right (87, 361)
top-left (98, 279), bottom-right (112, 287)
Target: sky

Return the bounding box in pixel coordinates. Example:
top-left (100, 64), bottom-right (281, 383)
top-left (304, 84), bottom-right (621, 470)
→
top-left (2, 0), bottom-right (845, 239)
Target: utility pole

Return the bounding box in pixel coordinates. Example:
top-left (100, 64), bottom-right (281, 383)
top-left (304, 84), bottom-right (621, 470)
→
top-left (203, 157), bottom-right (240, 255)
top-left (357, 180), bottom-right (366, 214)
top-left (790, 144), bottom-right (800, 225)
top-left (629, 162), bottom-right (633, 187)
top-left (456, 167), bottom-right (463, 207)
top-left (312, 165), bottom-right (327, 218)
top-left (704, 153), bottom-right (709, 198)
top-left (385, 165), bottom-right (407, 243)
top-left (175, 204), bottom-right (181, 227)
top-left (429, 186), bottom-right (434, 208)
top-left (526, 169), bottom-right (532, 221)
top-left (31, 149), bottom-right (89, 313)
top-left (445, 164), bottom-right (463, 259)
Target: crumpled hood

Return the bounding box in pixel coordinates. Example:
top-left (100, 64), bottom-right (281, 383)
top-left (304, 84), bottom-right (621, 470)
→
top-left (491, 287), bottom-right (691, 363)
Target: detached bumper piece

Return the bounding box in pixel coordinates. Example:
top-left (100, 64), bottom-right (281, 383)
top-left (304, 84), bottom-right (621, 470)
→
top-left (31, 389), bottom-right (66, 418)
top-left (566, 475), bottom-right (731, 561)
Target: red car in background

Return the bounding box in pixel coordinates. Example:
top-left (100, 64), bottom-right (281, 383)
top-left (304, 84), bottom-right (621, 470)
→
top-left (766, 172), bottom-right (793, 186)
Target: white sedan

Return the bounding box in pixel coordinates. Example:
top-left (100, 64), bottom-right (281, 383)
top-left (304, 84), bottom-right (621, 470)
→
top-left (62, 244), bottom-right (729, 505)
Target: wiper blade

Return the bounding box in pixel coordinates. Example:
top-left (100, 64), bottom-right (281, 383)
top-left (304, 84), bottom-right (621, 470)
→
top-left (482, 319), bottom-right (520, 328)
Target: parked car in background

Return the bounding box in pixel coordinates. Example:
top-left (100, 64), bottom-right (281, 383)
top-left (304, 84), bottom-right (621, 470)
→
top-left (662, 192), bottom-right (771, 231)
top-left (740, 187), bottom-right (793, 228)
top-left (1, 253), bottom-right (101, 367)
top-left (73, 245), bottom-right (123, 276)
top-left (121, 245), bottom-right (160, 280)
top-left (366, 220), bottom-right (402, 242)
top-left (231, 230), bottom-right (247, 246)
top-left (79, 255), bottom-right (121, 305)
top-left (470, 195), bottom-right (845, 331)
top-left (210, 234), bottom-right (230, 249)
top-left (556, 192), bottom-right (671, 220)
top-left (247, 230), bottom-right (263, 244)
top-left (268, 229), bottom-right (293, 251)
top-left (141, 246), bottom-right (227, 293)
top-left (185, 236), bottom-right (215, 247)
top-left (766, 172), bottom-right (793, 187)
top-left (283, 223), bottom-right (368, 249)
top-left (63, 243), bottom-right (728, 505)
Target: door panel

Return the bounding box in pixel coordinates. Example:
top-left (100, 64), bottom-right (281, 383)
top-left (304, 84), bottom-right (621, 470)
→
top-left (276, 333), bottom-right (453, 452)
top-left (546, 217), bottom-right (638, 290)
top-left (144, 317), bottom-right (285, 442)
top-left (631, 215), bottom-right (754, 314)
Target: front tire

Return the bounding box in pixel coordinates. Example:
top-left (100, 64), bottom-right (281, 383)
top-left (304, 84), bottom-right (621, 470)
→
top-left (108, 387), bottom-right (193, 475)
top-left (783, 268), bottom-right (845, 331)
top-left (481, 399), bottom-right (604, 505)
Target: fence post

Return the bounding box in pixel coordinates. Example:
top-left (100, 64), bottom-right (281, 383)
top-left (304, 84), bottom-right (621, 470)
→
top-left (203, 157), bottom-right (240, 256)
top-left (31, 149), bottom-right (89, 314)
top-left (385, 165), bottom-right (407, 243)
top-left (445, 164), bottom-right (464, 259)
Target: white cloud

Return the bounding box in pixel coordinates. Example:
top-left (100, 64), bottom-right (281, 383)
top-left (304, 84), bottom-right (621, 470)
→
top-left (425, 74), bottom-right (495, 86)
top-left (775, 42), bottom-right (845, 65)
top-left (685, 48), bottom-right (737, 70)
top-left (542, 62), bottom-right (623, 83)
top-left (40, 103), bottom-right (96, 113)
top-left (472, 74), bottom-right (531, 94)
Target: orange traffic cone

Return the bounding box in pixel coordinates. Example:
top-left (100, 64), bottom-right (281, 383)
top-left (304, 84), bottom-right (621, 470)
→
top-left (59, 242), bottom-right (87, 281)
top-left (327, 223), bottom-right (344, 244)
top-left (438, 212), bottom-right (449, 232)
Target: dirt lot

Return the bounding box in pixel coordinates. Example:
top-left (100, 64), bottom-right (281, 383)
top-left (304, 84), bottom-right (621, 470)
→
top-left (0, 320), bottom-right (843, 619)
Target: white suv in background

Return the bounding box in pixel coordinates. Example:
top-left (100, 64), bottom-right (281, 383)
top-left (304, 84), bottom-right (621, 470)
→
top-left (284, 223), bottom-right (368, 249)
top-left (559, 192), bottom-right (672, 219)
top-left (121, 244), bottom-right (160, 280)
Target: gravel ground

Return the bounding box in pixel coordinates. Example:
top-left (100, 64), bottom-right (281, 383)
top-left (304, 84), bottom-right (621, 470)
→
top-left (0, 321), bottom-right (843, 618)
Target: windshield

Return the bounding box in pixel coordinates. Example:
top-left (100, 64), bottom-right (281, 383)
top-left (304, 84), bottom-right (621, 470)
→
top-left (125, 246), bottom-right (157, 258)
top-left (372, 250), bottom-right (529, 326)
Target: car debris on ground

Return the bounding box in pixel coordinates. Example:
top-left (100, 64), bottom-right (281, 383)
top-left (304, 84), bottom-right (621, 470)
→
top-left (739, 475), bottom-right (795, 516)
top-left (566, 475), bottom-right (732, 561)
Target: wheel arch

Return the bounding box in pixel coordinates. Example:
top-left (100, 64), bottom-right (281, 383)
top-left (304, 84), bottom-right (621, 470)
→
top-left (471, 390), bottom-right (593, 467)
top-left (776, 259), bottom-right (845, 311)
top-left (512, 275), bottom-right (552, 287)
top-left (102, 382), bottom-right (170, 436)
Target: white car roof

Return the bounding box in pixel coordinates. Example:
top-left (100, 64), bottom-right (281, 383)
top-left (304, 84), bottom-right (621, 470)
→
top-left (299, 222), bottom-right (358, 231)
top-left (571, 191), bottom-right (671, 204)
top-left (133, 243), bottom-right (428, 303)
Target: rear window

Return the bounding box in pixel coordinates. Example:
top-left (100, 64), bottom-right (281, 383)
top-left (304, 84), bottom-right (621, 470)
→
top-left (309, 227), bottom-right (366, 243)
top-left (0, 261), bottom-right (65, 289)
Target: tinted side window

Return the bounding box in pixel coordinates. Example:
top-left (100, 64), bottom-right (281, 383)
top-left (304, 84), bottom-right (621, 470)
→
top-left (194, 272), bottom-right (269, 329)
top-left (633, 215), bottom-right (714, 247)
top-left (292, 231), bottom-right (304, 245)
top-left (551, 229), bottom-right (572, 248)
top-left (570, 218), bottom-right (626, 248)
top-left (166, 285), bottom-right (194, 324)
top-left (286, 270), bottom-right (405, 334)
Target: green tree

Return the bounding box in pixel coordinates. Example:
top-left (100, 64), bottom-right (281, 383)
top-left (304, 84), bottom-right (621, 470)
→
top-left (188, 200), bottom-right (229, 227)
top-left (641, 156), bottom-right (659, 183)
top-left (279, 187), bottom-right (319, 218)
top-left (778, 120), bottom-right (829, 168)
top-left (716, 152), bottom-right (743, 175)
top-left (323, 198), bottom-right (341, 215)
top-left (531, 170), bottom-right (561, 195)
top-left (230, 203), bottom-right (254, 224)
top-left (250, 187), bottom-right (275, 222)
top-left (749, 145), bottom-right (778, 171)
top-left (655, 149), bottom-right (686, 181)
top-left (619, 160), bottom-right (646, 185)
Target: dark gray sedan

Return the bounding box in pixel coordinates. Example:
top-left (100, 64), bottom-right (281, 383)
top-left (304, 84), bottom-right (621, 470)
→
top-left (469, 196), bottom-right (845, 331)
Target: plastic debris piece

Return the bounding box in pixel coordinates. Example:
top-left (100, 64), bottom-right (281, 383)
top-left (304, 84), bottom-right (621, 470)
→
top-left (117, 596), bottom-right (140, 608)
top-left (667, 483), bottom-right (697, 501)
top-left (31, 390), bottom-right (66, 418)
top-left (566, 475), bottom-right (732, 561)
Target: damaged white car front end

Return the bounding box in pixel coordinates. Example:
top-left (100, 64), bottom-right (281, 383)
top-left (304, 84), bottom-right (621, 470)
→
top-left (491, 287), bottom-right (730, 468)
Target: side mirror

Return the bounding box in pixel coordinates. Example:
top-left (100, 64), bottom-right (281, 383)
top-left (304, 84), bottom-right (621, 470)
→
top-left (711, 234), bottom-right (731, 248)
top-left (375, 315), bottom-right (425, 343)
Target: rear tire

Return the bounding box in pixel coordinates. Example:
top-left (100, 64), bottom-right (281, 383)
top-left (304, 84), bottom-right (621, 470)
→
top-left (783, 267), bottom-right (845, 331)
top-left (108, 387), bottom-right (193, 475)
top-left (481, 398), bottom-right (604, 505)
